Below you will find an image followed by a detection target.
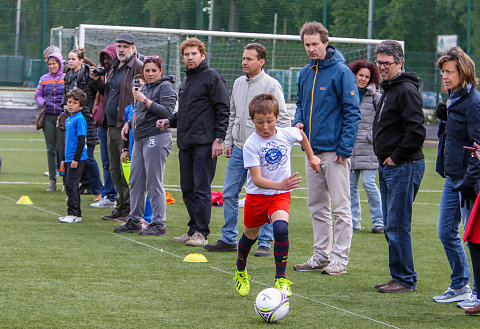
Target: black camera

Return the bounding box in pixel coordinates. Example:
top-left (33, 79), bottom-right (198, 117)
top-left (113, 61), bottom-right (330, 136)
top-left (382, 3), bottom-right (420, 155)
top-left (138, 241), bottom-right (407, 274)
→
top-left (92, 67), bottom-right (106, 77)
top-left (133, 78), bottom-right (140, 91)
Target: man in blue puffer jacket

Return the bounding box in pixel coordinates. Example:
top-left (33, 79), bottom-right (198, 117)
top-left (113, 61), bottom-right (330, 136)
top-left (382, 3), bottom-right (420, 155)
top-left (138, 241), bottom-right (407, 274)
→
top-left (293, 21), bottom-right (361, 275)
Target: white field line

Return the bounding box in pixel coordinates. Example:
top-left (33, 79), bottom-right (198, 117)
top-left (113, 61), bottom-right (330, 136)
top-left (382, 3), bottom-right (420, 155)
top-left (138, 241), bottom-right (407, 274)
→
top-left (0, 138), bottom-right (45, 141)
top-left (0, 181), bottom-right (444, 206)
top-left (0, 190), bottom-right (400, 327)
top-left (0, 193), bottom-right (62, 217)
top-left (114, 233), bottom-right (399, 328)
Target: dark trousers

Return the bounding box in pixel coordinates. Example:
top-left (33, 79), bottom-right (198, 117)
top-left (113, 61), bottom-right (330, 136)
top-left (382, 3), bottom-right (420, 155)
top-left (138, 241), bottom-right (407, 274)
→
top-left (65, 160), bottom-right (86, 217)
top-left (107, 126), bottom-right (130, 212)
top-left (469, 242), bottom-right (480, 295)
top-left (179, 145), bottom-right (217, 238)
top-left (84, 144), bottom-right (103, 195)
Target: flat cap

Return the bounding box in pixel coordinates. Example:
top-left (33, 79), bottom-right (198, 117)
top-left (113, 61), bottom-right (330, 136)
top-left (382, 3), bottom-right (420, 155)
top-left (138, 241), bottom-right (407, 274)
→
top-left (115, 32), bottom-right (135, 45)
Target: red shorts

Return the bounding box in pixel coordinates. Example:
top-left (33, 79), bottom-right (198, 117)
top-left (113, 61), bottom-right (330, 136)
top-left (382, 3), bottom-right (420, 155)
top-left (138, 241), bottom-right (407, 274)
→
top-left (243, 193), bottom-right (291, 228)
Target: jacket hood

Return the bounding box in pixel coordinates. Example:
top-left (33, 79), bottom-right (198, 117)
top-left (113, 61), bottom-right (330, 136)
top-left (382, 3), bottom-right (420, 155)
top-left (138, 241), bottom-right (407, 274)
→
top-left (159, 75), bottom-right (175, 84)
top-left (99, 43), bottom-right (117, 67)
top-left (366, 83), bottom-right (379, 94)
top-left (380, 72), bottom-right (419, 89)
top-left (47, 52), bottom-right (64, 78)
top-left (309, 45), bottom-right (345, 68)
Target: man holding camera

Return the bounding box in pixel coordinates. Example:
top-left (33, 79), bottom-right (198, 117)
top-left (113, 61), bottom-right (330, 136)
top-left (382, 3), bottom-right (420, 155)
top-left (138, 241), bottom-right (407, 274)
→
top-left (92, 32), bottom-right (143, 221)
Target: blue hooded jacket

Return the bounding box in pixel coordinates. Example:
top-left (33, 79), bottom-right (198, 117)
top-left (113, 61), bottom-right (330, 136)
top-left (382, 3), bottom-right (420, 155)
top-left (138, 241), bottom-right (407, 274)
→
top-left (294, 45), bottom-right (360, 157)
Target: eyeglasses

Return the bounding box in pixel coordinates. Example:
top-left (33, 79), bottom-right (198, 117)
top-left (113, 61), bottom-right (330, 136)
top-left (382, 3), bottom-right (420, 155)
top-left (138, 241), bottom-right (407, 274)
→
top-left (376, 60), bottom-right (396, 68)
top-left (144, 55), bottom-right (160, 60)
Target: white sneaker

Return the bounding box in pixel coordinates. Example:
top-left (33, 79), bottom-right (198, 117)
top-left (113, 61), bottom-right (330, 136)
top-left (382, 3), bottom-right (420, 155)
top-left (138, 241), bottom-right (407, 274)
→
top-left (433, 284), bottom-right (472, 303)
top-left (44, 170), bottom-right (60, 177)
top-left (321, 261), bottom-right (347, 275)
top-left (457, 294), bottom-right (480, 309)
top-left (59, 215), bottom-right (82, 223)
top-left (185, 231), bottom-right (208, 246)
top-left (90, 196), bottom-right (116, 208)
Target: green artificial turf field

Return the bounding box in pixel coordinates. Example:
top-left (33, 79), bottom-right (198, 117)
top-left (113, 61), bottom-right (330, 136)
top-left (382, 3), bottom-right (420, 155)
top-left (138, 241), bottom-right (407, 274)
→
top-left (0, 131), bottom-right (478, 328)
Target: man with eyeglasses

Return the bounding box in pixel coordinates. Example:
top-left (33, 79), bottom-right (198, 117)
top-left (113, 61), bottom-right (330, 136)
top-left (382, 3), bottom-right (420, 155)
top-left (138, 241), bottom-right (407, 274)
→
top-left (373, 40), bottom-right (426, 293)
top-left (293, 21), bottom-right (360, 276)
top-left (92, 32), bottom-right (143, 222)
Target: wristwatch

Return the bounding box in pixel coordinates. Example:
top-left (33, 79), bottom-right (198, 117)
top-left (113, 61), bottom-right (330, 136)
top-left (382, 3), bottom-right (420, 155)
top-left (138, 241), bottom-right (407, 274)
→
top-left (143, 98), bottom-right (149, 105)
top-left (215, 138), bottom-right (224, 144)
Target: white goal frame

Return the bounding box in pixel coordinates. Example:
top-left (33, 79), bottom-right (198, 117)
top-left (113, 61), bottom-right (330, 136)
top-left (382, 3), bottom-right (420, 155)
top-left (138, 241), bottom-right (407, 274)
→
top-left (72, 24), bottom-right (404, 100)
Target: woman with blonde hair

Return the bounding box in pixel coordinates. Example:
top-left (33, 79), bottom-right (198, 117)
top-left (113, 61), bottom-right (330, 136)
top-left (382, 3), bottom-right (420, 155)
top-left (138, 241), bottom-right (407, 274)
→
top-left (433, 46), bottom-right (480, 310)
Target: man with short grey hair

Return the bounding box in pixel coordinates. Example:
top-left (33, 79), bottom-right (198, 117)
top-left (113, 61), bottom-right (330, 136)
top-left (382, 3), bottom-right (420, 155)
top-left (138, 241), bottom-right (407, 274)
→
top-left (373, 40), bottom-right (426, 293)
top-left (43, 45), bottom-right (61, 61)
top-left (93, 32), bottom-right (143, 222)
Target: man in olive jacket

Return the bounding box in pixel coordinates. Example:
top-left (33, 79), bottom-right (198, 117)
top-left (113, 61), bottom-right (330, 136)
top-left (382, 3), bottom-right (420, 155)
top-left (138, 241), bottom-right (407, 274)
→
top-left (93, 33), bottom-right (143, 221)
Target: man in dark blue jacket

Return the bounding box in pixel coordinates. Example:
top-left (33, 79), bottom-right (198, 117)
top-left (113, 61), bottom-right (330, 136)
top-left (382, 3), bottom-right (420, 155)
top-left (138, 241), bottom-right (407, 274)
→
top-left (373, 40), bottom-right (426, 293)
top-left (293, 21), bottom-right (360, 276)
top-left (157, 37), bottom-right (230, 247)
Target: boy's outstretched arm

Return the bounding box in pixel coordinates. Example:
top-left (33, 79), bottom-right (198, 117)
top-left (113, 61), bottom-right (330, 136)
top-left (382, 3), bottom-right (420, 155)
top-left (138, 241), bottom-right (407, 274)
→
top-left (298, 129), bottom-right (320, 173)
top-left (249, 166), bottom-right (301, 191)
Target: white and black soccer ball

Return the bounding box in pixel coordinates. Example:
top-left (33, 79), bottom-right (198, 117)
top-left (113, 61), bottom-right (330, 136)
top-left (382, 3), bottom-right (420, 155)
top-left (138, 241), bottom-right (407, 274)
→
top-left (254, 287), bottom-right (290, 323)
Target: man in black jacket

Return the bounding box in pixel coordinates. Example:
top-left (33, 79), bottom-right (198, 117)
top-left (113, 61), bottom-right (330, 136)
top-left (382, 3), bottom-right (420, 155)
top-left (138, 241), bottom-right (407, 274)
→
top-left (157, 37), bottom-right (230, 246)
top-left (373, 40), bottom-right (426, 293)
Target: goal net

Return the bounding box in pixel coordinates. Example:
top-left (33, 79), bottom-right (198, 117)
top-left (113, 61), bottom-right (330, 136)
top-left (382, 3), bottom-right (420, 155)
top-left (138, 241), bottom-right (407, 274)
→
top-left (51, 24), bottom-right (402, 102)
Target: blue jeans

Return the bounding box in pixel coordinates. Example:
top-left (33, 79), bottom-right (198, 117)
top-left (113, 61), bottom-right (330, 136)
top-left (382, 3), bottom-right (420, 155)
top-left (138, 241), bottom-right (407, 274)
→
top-left (437, 176), bottom-right (472, 289)
top-left (350, 169), bottom-right (383, 228)
top-left (221, 145), bottom-right (273, 247)
top-left (97, 126), bottom-right (116, 201)
top-left (378, 159), bottom-right (425, 289)
top-left (85, 144), bottom-right (103, 195)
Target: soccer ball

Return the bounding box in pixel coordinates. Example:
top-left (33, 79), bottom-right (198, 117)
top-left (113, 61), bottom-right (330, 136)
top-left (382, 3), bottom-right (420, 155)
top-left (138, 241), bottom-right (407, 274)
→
top-left (254, 288), bottom-right (290, 323)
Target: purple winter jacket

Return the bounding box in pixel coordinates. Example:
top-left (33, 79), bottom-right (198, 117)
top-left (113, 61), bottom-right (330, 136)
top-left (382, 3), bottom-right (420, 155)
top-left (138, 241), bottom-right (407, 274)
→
top-left (35, 53), bottom-right (65, 115)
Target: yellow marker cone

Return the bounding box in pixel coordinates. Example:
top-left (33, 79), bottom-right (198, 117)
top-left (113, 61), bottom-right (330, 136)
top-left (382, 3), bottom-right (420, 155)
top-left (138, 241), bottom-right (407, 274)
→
top-left (17, 196), bottom-right (33, 205)
top-left (183, 253), bottom-right (208, 263)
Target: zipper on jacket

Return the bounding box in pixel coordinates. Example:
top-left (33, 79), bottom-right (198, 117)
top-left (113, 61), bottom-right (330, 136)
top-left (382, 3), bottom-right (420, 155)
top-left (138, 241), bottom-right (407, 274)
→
top-left (308, 63), bottom-right (319, 142)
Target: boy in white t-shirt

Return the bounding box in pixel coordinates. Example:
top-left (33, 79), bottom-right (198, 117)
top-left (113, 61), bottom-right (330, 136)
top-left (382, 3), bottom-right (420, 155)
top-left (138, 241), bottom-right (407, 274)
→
top-left (233, 94), bottom-right (320, 297)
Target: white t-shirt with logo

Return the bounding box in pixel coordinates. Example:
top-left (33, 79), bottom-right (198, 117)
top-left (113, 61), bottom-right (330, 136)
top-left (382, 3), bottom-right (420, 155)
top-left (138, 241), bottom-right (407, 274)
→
top-left (243, 126), bottom-right (303, 195)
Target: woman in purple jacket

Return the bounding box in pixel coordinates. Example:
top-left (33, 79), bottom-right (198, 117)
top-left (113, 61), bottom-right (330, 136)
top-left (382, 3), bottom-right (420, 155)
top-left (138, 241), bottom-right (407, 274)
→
top-left (35, 53), bottom-right (65, 192)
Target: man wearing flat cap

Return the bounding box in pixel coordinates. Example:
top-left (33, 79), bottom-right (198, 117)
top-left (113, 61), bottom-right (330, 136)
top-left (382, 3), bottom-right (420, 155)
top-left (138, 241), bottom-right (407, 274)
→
top-left (92, 32), bottom-right (143, 221)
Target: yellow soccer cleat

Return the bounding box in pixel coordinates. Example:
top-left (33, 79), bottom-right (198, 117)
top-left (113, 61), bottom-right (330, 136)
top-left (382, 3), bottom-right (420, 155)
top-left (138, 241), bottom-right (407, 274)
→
top-left (234, 269), bottom-right (251, 296)
top-left (274, 277), bottom-right (292, 297)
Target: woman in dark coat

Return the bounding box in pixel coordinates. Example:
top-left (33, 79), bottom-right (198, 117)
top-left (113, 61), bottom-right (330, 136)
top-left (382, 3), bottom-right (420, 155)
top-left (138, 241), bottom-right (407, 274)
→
top-left (63, 49), bottom-right (102, 202)
top-left (433, 46), bottom-right (480, 308)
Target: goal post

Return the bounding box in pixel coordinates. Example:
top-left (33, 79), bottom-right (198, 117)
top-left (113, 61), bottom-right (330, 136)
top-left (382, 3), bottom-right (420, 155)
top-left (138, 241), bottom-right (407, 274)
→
top-left (72, 24), bottom-right (403, 101)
